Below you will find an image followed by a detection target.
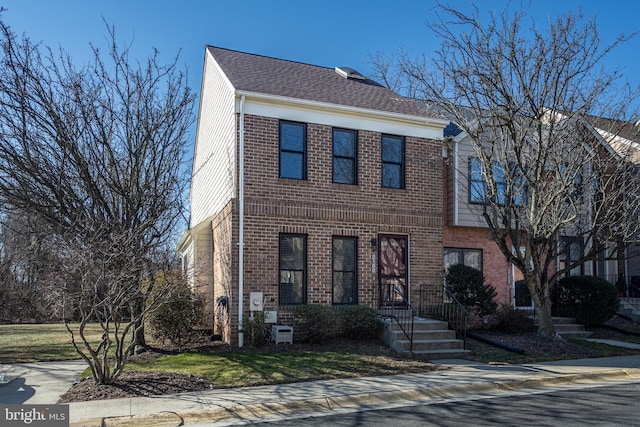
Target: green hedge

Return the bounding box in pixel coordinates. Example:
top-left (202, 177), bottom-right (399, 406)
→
top-left (551, 275), bottom-right (620, 325)
top-left (292, 304), bottom-right (381, 344)
top-left (446, 264), bottom-right (497, 316)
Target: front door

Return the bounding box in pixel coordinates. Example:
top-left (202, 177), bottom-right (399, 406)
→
top-left (378, 234), bottom-right (409, 307)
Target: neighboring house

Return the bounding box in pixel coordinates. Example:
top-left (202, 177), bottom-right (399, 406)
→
top-left (178, 46), bottom-right (449, 346)
top-left (582, 116), bottom-right (640, 290)
top-left (442, 124), bottom-right (516, 307)
top-left (442, 113), bottom-right (640, 309)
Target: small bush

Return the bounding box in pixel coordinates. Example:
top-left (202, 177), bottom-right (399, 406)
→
top-left (293, 305), bottom-right (333, 344)
top-left (551, 275), bottom-right (620, 325)
top-left (148, 278), bottom-right (204, 351)
top-left (243, 311), bottom-right (269, 347)
top-left (338, 306), bottom-right (380, 339)
top-left (446, 264), bottom-right (498, 316)
top-left (493, 304), bottom-right (534, 333)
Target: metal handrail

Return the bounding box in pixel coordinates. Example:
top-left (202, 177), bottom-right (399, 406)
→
top-left (418, 284), bottom-right (469, 349)
top-left (379, 284), bottom-right (415, 353)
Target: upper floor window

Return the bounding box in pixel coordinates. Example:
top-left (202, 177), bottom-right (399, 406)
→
top-left (469, 157), bottom-right (526, 206)
top-left (382, 135), bottom-right (405, 188)
top-left (280, 121), bottom-right (306, 180)
top-left (333, 128), bottom-right (357, 184)
top-left (279, 233), bottom-right (307, 305)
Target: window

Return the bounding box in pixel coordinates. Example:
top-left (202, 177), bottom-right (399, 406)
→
top-left (381, 135), bottom-right (405, 188)
top-left (469, 158), bottom-right (526, 205)
top-left (280, 121), bottom-right (306, 179)
top-left (558, 236), bottom-right (583, 276)
top-left (333, 128), bottom-right (357, 184)
top-left (443, 248), bottom-right (482, 272)
top-left (332, 237), bottom-right (358, 305)
top-left (279, 234), bottom-right (307, 305)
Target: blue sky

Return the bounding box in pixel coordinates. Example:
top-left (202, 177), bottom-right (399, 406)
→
top-left (2, 0), bottom-right (639, 128)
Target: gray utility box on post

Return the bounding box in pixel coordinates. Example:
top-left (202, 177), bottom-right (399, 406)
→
top-left (271, 325), bottom-right (293, 344)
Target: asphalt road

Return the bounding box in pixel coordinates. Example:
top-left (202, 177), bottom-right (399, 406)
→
top-left (249, 381), bottom-right (640, 427)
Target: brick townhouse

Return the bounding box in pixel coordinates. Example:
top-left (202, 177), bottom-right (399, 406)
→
top-left (178, 46), bottom-right (449, 346)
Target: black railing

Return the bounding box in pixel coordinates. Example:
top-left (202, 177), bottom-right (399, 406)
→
top-left (596, 275), bottom-right (640, 310)
top-left (378, 284), bottom-right (415, 353)
top-left (417, 284), bottom-right (469, 349)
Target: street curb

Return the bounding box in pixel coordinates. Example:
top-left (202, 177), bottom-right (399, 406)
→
top-left (69, 368), bottom-right (640, 427)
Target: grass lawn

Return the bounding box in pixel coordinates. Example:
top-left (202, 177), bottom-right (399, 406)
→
top-left (0, 323), bottom-right (111, 363)
top-left (127, 350), bottom-right (434, 388)
top-left (0, 323), bottom-right (439, 388)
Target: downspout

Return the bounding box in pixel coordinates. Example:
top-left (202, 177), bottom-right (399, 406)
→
top-left (238, 95), bottom-right (246, 348)
top-left (453, 138), bottom-right (459, 225)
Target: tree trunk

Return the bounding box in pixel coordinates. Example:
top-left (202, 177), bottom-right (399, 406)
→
top-left (527, 276), bottom-right (556, 337)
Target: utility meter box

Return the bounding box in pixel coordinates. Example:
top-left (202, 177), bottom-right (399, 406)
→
top-left (249, 292), bottom-right (263, 312)
top-left (271, 325), bottom-right (293, 345)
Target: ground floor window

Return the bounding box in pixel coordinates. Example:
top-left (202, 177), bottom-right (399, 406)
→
top-left (443, 248), bottom-right (482, 272)
top-left (332, 236), bottom-right (358, 305)
top-left (279, 233), bottom-right (307, 305)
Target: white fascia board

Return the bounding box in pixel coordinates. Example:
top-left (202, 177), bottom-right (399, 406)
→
top-left (235, 91), bottom-right (448, 140)
top-left (176, 229), bottom-right (193, 254)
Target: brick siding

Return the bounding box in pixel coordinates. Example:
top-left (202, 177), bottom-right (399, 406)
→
top-left (209, 114), bottom-right (445, 346)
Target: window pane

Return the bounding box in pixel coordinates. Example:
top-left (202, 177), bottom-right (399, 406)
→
top-left (333, 272), bottom-right (355, 304)
top-left (333, 130), bottom-right (355, 156)
top-left (333, 238), bottom-right (356, 270)
top-left (280, 234), bottom-right (306, 305)
top-left (280, 122), bottom-right (305, 151)
top-left (464, 250), bottom-right (482, 270)
top-left (280, 152), bottom-right (303, 179)
top-left (470, 158), bottom-right (483, 180)
top-left (382, 163), bottom-right (401, 188)
top-left (333, 237), bottom-right (357, 305)
top-left (382, 136), bottom-right (403, 162)
top-left (280, 279), bottom-right (304, 305)
top-left (470, 181), bottom-right (485, 203)
top-left (443, 250), bottom-right (460, 271)
top-left (280, 235), bottom-right (304, 269)
top-left (333, 158), bottom-right (355, 184)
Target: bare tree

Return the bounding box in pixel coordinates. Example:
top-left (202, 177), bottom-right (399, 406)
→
top-left (370, 4), bottom-right (640, 337)
top-left (0, 18), bottom-right (195, 383)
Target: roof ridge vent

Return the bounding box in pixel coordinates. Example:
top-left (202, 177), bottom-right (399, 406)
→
top-left (335, 66), bottom-right (366, 80)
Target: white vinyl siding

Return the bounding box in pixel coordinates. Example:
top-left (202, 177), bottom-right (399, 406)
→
top-left (453, 136), bottom-right (488, 227)
top-left (190, 50), bottom-right (237, 227)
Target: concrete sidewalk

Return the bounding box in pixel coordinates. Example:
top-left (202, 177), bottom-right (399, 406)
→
top-left (64, 355), bottom-right (640, 427)
top-left (3, 354), bottom-right (640, 426)
top-left (0, 360), bottom-right (86, 405)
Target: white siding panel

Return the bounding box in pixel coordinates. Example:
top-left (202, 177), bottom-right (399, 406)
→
top-left (190, 51), bottom-right (237, 227)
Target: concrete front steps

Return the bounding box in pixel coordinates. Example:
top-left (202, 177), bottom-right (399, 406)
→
top-left (618, 298), bottom-right (640, 323)
top-left (380, 316), bottom-right (470, 359)
top-left (534, 317), bottom-right (592, 339)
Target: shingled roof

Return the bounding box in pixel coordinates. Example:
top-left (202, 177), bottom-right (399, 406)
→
top-left (207, 46), bottom-right (433, 118)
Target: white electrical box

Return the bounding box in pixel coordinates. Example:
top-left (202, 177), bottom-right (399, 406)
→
top-left (271, 325), bottom-right (293, 345)
top-left (249, 292), bottom-right (263, 312)
top-left (264, 311), bottom-right (278, 323)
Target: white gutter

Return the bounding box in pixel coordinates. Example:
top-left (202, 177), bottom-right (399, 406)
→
top-left (238, 95), bottom-right (245, 348)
